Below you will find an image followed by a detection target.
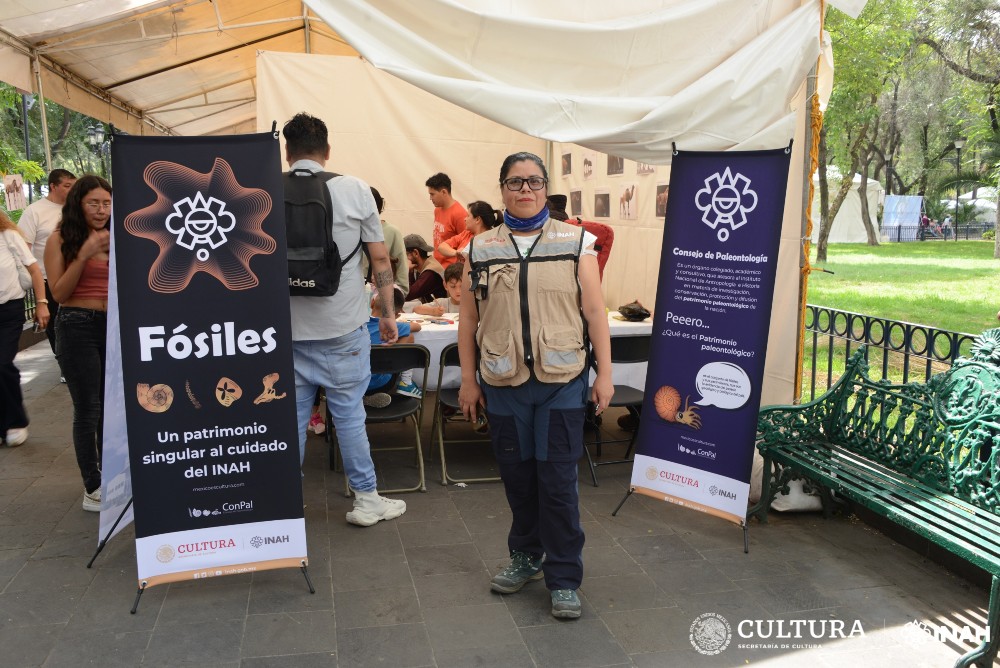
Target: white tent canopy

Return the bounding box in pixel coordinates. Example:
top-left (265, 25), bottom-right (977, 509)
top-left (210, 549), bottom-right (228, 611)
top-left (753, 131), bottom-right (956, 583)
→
top-left (0, 0), bottom-right (859, 144)
top-left (811, 169), bottom-right (882, 243)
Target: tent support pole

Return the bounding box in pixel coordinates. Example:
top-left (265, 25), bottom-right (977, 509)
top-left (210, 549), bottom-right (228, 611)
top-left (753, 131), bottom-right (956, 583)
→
top-left (32, 52), bottom-right (52, 173)
top-left (303, 3), bottom-right (312, 53)
top-left (794, 63), bottom-right (818, 404)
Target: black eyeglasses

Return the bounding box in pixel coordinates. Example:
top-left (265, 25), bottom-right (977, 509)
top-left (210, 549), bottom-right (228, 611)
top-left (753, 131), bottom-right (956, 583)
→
top-left (502, 176), bottom-right (547, 191)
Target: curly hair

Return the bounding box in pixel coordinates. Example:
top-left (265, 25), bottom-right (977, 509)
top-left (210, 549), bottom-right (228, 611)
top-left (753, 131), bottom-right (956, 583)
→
top-left (283, 113), bottom-right (329, 158)
top-left (60, 175), bottom-right (112, 264)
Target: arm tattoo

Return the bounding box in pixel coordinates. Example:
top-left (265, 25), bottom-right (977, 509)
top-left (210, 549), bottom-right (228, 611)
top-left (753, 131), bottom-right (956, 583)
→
top-left (375, 268), bottom-right (394, 318)
top-left (374, 268), bottom-right (393, 289)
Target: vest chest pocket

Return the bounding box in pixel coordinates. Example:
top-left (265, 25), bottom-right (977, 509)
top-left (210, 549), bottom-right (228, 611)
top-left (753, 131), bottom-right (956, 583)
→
top-left (538, 325), bottom-right (585, 376)
top-left (480, 329), bottom-right (518, 382)
top-left (533, 260), bottom-right (576, 292)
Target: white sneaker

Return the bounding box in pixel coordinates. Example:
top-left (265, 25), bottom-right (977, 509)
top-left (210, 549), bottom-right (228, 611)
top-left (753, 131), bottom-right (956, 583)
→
top-left (346, 489), bottom-right (406, 526)
top-left (5, 428), bottom-right (28, 447)
top-left (82, 488), bottom-right (102, 512)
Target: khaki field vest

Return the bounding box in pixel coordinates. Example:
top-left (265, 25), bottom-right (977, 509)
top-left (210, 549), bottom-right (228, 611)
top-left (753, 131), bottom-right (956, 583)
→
top-left (468, 219), bottom-right (587, 387)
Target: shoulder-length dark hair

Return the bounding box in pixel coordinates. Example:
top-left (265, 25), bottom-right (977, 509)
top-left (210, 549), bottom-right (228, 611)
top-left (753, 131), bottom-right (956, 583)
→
top-left (467, 200), bottom-right (501, 230)
top-left (61, 175), bottom-right (112, 263)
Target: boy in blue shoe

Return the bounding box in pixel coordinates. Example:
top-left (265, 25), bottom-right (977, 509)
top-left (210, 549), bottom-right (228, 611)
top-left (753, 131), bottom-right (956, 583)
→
top-left (364, 287), bottom-right (421, 406)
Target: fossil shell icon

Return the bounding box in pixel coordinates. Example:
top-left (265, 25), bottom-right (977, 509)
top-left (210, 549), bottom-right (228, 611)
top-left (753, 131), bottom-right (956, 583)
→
top-left (653, 385), bottom-right (702, 429)
top-left (137, 383), bottom-right (174, 413)
top-left (216, 377), bottom-right (242, 407)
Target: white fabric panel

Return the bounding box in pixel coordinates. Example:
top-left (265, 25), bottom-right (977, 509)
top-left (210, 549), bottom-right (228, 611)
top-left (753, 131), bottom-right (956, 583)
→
top-left (826, 0), bottom-right (868, 18)
top-left (256, 52), bottom-right (545, 240)
top-left (0, 46), bottom-right (32, 92)
top-left (304, 0), bottom-right (822, 163)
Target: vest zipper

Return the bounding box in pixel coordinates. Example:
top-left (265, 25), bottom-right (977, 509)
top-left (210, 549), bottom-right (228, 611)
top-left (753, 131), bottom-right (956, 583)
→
top-left (519, 254), bottom-right (533, 369)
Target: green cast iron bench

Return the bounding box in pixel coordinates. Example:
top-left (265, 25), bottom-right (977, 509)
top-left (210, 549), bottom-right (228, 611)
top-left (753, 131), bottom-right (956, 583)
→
top-left (747, 328), bottom-right (1000, 668)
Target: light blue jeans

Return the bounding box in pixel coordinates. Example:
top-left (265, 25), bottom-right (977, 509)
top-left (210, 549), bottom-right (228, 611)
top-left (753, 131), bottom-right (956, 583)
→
top-left (293, 326), bottom-right (377, 492)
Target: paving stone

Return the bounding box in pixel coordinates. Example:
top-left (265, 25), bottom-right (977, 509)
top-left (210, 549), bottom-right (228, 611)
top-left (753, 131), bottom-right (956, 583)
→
top-left (422, 603), bottom-right (519, 651)
top-left (334, 586), bottom-right (421, 629)
top-left (241, 653), bottom-right (338, 668)
top-left (405, 542), bottom-right (483, 576)
top-left (142, 618), bottom-right (243, 665)
top-left (397, 518), bottom-right (472, 548)
top-left (330, 553), bottom-right (413, 592)
top-left (248, 573), bottom-right (333, 615)
top-left (520, 618), bottom-right (629, 667)
top-left (43, 628), bottom-right (150, 667)
top-left (336, 622), bottom-right (433, 668)
top-left (241, 610), bottom-right (338, 658)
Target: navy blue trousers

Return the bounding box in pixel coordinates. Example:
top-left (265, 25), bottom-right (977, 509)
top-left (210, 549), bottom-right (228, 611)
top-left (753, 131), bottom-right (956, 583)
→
top-left (482, 375), bottom-right (587, 590)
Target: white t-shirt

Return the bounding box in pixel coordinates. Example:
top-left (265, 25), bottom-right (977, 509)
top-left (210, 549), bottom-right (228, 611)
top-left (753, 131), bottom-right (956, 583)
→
top-left (0, 229), bottom-right (37, 303)
top-left (17, 197), bottom-right (62, 279)
top-left (287, 160), bottom-right (384, 341)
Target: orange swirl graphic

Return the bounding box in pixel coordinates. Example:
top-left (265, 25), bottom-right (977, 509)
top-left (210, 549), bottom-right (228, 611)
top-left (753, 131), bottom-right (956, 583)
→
top-left (124, 158), bottom-right (275, 293)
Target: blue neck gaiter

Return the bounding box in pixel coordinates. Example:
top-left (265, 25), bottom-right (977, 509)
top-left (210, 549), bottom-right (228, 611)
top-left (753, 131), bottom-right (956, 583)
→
top-left (503, 207), bottom-right (549, 232)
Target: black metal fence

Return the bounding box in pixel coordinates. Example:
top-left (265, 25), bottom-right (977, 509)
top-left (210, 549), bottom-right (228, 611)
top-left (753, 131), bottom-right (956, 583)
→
top-left (801, 304), bottom-right (976, 402)
top-left (882, 223), bottom-right (994, 242)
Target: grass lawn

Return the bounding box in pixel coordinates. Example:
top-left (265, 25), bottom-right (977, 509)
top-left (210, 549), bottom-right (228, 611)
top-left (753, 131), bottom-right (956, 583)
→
top-left (798, 240), bottom-right (998, 401)
top-left (807, 240), bottom-right (999, 335)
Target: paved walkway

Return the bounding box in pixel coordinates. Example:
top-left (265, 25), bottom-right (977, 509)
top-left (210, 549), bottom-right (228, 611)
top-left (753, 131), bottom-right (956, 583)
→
top-left (3, 341), bottom-right (998, 667)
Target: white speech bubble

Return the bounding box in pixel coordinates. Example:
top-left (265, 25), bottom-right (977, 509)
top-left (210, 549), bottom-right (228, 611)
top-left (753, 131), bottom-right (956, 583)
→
top-left (694, 362), bottom-right (751, 409)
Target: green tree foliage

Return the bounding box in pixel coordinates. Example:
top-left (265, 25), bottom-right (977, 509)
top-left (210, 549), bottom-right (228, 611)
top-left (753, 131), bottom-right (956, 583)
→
top-left (820, 0), bottom-right (1000, 259)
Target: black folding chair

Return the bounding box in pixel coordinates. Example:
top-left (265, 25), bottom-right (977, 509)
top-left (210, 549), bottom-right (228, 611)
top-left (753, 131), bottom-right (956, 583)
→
top-left (327, 343), bottom-right (430, 494)
top-left (430, 343), bottom-right (500, 485)
top-left (584, 334), bottom-right (650, 486)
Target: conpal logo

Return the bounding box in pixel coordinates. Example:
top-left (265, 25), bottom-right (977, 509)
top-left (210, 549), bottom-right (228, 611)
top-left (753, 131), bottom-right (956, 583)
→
top-left (678, 444), bottom-right (717, 460)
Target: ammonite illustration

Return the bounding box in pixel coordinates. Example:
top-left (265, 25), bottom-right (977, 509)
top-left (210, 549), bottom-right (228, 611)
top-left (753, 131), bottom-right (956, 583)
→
top-left (654, 385), bottom-right (702, 429)
top-left (216, 377), bottom-right (243, 407)
top-left (136, 383), bottom-right (173, 413)
top-left (253, 372), bottom-right (287, 405)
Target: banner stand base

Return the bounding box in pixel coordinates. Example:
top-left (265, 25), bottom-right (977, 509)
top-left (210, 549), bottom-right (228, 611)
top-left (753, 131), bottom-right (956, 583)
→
top-left (87, 497), bottom-right (134, 569)
top-left (300, 559), bottom-right (316, 594)
top-left (131, 580), bottom-right (147, 614)
top-left (611, 488), bottom-right (634, 516)
top-left (612, 487), bottom-right (750, 555)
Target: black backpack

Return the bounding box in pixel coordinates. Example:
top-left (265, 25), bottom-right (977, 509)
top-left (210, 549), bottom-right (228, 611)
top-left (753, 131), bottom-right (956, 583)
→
top-left (283, 168), bottom-right (362, 297)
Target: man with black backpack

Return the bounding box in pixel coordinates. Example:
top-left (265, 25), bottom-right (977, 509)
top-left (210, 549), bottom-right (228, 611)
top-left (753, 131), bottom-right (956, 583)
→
top-left (282, 113), bottom-right (406, 526)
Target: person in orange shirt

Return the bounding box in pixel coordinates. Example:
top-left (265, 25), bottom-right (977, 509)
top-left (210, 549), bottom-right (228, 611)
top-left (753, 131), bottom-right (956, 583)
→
top-left (437, 200), bottom-right (501, 268)
top-left (426, 173), bottom-right (467, 265)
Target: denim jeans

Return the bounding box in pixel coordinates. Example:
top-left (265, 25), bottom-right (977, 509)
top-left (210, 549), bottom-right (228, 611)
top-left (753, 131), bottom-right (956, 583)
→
top-left (55, 307), bottom-right (106, 494)
top-left (293, 326), bottom-right (377, 492)
top-left (0, 300), bottom-right (28, 433)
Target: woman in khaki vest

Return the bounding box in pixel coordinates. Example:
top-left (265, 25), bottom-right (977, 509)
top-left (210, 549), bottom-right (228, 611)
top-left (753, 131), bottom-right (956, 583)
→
top-left (458, 151), bottom-right (612, 619)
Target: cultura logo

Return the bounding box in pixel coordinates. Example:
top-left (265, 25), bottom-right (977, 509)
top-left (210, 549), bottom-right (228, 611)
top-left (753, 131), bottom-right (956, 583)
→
top-left (690, 613), bottom-right (732, 655)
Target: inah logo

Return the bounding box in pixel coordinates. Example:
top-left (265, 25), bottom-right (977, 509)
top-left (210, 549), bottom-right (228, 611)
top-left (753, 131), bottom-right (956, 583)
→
top-left (694, 167), bottom-right (757, 242)
top-left (250, 536), bottom-right (263, 548)
top-left (251, 534), bottom-right (290, 548)
top-left (690, 612), bottom-right (732, 655)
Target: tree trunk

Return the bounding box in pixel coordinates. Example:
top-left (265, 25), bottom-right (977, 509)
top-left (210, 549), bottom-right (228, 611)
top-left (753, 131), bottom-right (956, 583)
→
top-left (857, 165), bottom-right (880, 246)
top-left (816, 128), bottom-right (831, 262)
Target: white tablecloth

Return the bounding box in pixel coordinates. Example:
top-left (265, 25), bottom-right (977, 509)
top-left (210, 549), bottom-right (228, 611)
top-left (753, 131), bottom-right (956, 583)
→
top-left (408, 312), bottom-right (652, 392)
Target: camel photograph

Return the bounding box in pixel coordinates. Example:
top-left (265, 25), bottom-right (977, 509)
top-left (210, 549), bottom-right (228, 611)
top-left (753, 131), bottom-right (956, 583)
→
top-left (619, 183), bottom-right (637, 220)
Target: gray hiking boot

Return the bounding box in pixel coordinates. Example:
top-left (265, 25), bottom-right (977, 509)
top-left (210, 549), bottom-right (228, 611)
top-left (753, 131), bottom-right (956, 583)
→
top-left (550, 589), bottom-right (582, 619)
top-left (490, 551), bottom-right (543, 594)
